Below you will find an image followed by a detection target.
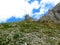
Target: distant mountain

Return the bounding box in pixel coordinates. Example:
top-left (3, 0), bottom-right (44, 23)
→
top-left (6, 16), bottom-right (21, 22)
top-left (24, 14), bottom-right (35, 22)
top-left (38, 2), bottom-right (60, 23)
top-left (6, 15), bottom-right (34, 22)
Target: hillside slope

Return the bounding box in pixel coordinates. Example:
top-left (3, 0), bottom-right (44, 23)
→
top-left (0, 20), bottom-right (60, 45)
top-left (38, 3), bottom-right (60, 23)
top-left (0, 3), bottom-right (60, 45)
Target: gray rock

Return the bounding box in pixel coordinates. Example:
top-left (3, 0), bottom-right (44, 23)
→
top-left (25, 15), bottom-right (34, 22)
top-left (38, 2), bottom-right (60, 23)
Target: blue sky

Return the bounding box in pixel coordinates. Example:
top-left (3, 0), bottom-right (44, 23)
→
top-left (0, 0), bottom-right (60, 23)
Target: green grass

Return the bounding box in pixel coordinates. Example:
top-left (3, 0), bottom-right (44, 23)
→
top-left (0, 20), bottom-right (60, 45)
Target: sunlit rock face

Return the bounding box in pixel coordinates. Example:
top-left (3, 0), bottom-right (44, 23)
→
top-left (38, 2), bottom-right (60, 23)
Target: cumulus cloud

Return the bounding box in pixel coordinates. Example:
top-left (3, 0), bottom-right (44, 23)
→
top-left (0, 0), bottom-right (60, 22)
top-left (31, 0), bottom-right (60, 19)
top-left (0, 0), bottom-right (26, 22)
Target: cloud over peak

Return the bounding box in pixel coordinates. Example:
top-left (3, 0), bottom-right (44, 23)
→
top-left (0, 0), bottom-right (60, 22)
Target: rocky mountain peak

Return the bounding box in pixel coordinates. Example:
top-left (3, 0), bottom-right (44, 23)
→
top-left (25, 14), bottom-right (34, 22)
top-left (38, 2), bottom-right (60, 23)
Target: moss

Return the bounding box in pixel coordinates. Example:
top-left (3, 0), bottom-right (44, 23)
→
top-left (13, 34), bottom-right (19, 39)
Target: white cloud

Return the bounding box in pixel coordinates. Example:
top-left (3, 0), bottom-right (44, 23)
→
top-left (32, 0), bottom-right (60, 18)
top-left (0, 0), bottom-right (60, 22)
top-left (40, 0), bottom-right (60, 5)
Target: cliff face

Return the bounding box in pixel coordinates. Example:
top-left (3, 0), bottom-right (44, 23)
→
top-left (38, 3), bottom-right (60, 23)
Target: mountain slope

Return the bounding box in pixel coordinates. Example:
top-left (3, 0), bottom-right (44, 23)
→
top-left (0, 3), bottom-right (60, 45)
top-left (38, 2), bottom-right (60, 23)
top-left (0, 20), bottom-right (60, 45)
